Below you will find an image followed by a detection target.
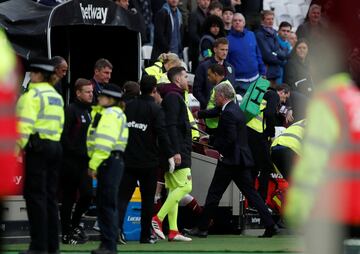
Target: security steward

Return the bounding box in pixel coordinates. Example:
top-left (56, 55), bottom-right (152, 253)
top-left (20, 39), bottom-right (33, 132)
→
top-left (87, 84), bottom-right (128, 254)
top-left (270, 119), bottom-right (305, 180)
top-left (16, 57), bottom-right (64, 254)
top-left (285, 7), bottom-right (360, 251)
top-left (246, 84), bottom-right (290, 201)
top-left (197, 63), bottom-right (233, 138)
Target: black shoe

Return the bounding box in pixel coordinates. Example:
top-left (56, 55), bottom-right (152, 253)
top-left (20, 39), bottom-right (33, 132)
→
top-left (258, 224), bottom-right (280, 238)
top-left (91, 249), bottom-right (117, 254)
top-left (73, 226), bottom-right (89, 242)
top-left (91, 246), bottom-right (117, 254)
top-left (18, 251), bottom-right (47, 254)
top-left (183, 227), bottom-right (208, 238)
top-left (140, 235), bottom-right (157, 244)
top-left (117, 231), bottom-right (127, 245)
top-left (62, 234), bottom-right (86, 245)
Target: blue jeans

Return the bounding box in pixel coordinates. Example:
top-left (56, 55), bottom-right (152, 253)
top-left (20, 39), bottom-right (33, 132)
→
top-left (234, 80), bottom-right (253, 96)
top-left (96, 153), bottom-right (124, 251)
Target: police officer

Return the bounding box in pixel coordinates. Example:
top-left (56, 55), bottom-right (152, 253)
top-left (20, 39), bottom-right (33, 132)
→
top-left (16, 57), bottom-right (64, 254)
top-left (87, 84), bottom-right (128, 254)
top-left (270, 119), bottom-right (305, 180)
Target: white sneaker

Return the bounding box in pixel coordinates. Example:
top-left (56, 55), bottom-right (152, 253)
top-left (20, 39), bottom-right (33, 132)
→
top-left (169, 233), bottom-right (192, 242)
top-left (151, 216), bottom-right (166, 240)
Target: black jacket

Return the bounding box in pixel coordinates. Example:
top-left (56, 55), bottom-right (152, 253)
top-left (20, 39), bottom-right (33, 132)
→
top-left (263, 88), bottom-right (280, 138)
top-left (61, 99), bottom-right (92, 158)
top-left (124, 95), bottom-right (173, 169)
top-left (159, 83), bottom-right (192, 170)
top-left (151, 7), bottom-right (184, 61)
top-left (193, 57), bottom-right (235, 109)
top-left (213, 101), bottom-right (254, 167)
top-left (284, 56), bottom-right (313, 97)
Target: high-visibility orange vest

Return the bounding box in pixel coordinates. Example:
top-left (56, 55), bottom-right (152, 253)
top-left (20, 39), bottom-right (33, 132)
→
top-left (314, 85), bottom-right (360, 225)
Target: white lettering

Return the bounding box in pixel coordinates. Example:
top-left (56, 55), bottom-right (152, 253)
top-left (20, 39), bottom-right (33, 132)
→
top-left (80, 3), bottom-right (108, 24)
top-left (127, 216), bottom-right (141, 222)
top-left (101, 8), bottom-right (108, 24)
top-left (127, 121), bottom-right (148, 132)
top-left (14, 176), bottom-right (22, 185)
top-left (251, 217), bottom-right (261, 224)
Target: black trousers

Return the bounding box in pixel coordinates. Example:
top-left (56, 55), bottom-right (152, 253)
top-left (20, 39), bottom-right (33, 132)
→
top-left (60, 155), bottom-right (92, 235)
top-left (270, 145), bottom-right (296, 181)
top-left (96, 153), bottom-right (124, 251)
top-left (24, 139), bottom-right (62, 253)
top-left (118, 167), bottom-right (157, 241)
top-left (247, 127), bottom-right (275, 201)
top-left (198, 161), bottom-right (274, 231)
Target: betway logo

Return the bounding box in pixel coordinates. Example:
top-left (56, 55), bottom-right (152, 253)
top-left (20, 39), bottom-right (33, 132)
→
top-left (80, 3), bottom-right (108, 24)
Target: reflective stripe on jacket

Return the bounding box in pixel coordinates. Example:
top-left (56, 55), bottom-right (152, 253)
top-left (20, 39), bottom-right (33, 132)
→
top-left (246, 99), bottom-right (267, 133)
top-left (271, 119), bottom-right (306, 155)
top-left (16, 82), bottom-right (64, 148)
top-left (87, 106), bottom-right (128, 171)
top-left (145, 62), bottom-right (164, 82)
top-left (205, 79), bottom-right (233, 129)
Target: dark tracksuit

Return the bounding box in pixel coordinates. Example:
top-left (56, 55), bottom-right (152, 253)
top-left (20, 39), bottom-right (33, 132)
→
top-left (60, 99), bottom-right (92, 236)
top-left (247, 87), bottom-right (278, 201)
top-left (118, 94), bottom-right (173, 241)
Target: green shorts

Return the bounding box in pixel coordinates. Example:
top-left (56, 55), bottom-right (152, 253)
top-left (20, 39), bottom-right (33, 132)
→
top-left (164, 167), bottom-right (192, 189)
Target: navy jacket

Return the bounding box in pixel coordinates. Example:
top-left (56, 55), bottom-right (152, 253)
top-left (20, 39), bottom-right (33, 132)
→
top-left (151, 6), bottom-right (184, 61)
top-left (193, 57), bottom-right (235, 109)
top-left (213, 101), bottom-right (254, 167)
top-left (255, 26), bottom-right (287, 80)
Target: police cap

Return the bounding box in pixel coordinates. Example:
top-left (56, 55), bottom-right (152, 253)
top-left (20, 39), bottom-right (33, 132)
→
top-left (28, 57), bottom-right (55, 73)
top-left (100, 83), bottom-right (123, 99)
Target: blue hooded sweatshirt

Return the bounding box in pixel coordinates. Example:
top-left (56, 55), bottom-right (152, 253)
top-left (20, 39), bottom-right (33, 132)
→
top-left (226, 28), bottom-right (266, 80)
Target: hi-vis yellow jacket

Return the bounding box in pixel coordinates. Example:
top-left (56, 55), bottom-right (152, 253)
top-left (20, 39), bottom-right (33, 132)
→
top-left (16, 82), bottom-right (64, 149)
top-left (271, 119), bottom-right (306, 156)
top-left (145, 61), bottom-right (164, 82)
top-left (247, 99), bottom-right (267, 133)
top-left (87, 105), bottom-right (128, 171)
top-left (205, 80), bottom-right (232, 129)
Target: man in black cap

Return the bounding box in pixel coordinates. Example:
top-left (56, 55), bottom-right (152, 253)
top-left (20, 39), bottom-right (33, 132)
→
top-left (87, 83), bottom-right (128, 254)
top-left (16, 57), bottom-right (64, 254)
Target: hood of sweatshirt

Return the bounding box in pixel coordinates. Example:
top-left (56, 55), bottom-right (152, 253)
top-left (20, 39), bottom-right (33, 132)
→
top-left (158, 83), bottom-right (184, 99)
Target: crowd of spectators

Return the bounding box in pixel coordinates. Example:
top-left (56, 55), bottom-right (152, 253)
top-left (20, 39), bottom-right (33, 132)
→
top-left (17, 0), bottom-right (360, 252)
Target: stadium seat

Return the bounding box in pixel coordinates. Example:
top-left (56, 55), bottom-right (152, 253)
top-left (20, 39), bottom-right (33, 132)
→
top-left (277, 14), bottom-right (293, 27)
top-left (183, 47), bottom-right (189, 70)
top-left (187, 73), bottom-right (195, 87)
top-left (141, 45), bottom-right (152, 60)
top-left (263, 0), bottom-right (274, 10)
top-left (287, 0), bottom-right (306, 5)
top-left (271, 4), bottom-right (292, 27)
top-left (204, 148), bottom-right (220, 160)
top-left (286, 4), bottom-right (305, 28)
top-left (300, 4), bottom-right (310, 17)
